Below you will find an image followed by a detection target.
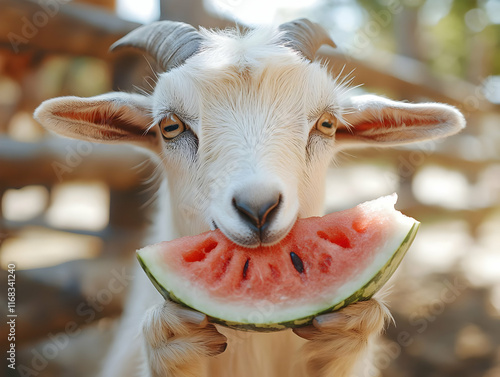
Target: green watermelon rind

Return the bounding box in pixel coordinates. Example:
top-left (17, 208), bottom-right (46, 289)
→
top-left (137, 222), bottom-right (419, 332)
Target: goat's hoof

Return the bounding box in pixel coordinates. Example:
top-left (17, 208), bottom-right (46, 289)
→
top-left (293, 298), bottom-right (391, 341)
top-left (143, 300), bottom-right (228, 358)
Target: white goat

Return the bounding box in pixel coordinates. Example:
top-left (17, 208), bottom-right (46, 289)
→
top-left (35, 19), bottom-right (465, 377)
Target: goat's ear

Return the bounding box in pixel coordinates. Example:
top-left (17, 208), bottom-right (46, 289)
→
top-left (34, 92), bottom-right (159, 152)
top-left (336, 95), bottom-right (465, 149)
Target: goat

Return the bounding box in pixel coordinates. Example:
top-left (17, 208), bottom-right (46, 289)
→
top-left (34, 19), bottom-right (465, 377)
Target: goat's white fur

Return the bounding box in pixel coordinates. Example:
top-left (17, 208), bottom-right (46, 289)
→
top-left (34, 23), bottom-right (465, 377)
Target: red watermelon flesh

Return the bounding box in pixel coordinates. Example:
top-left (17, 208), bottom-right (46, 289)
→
top-left (138, 194), bottom-right (419, 330)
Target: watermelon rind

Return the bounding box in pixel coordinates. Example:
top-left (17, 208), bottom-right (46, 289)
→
top-left (137, 197), bottom-right (419, 332)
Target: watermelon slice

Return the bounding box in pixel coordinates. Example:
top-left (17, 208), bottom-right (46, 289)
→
top-left (138, 194), bottom-right (419, 331)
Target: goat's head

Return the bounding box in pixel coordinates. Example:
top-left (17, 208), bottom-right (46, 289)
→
top-left (34, 19), bottom-right (465, 247)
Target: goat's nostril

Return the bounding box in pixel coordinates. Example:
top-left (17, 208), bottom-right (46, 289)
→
top-left (232, 193), bottom-right (281, 230)
top-left (232, 198), bottom-right (260, 229)
top-left (259, 194), bottom-right (281, 227)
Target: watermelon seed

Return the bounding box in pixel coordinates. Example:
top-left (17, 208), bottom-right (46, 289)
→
top-left (242, 258), bottom-right (250, 279)
top-left (290, 252), bottom-right (304, 274)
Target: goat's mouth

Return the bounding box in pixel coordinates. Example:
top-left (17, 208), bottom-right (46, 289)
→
top-left (210, 218), bottom-right (295, 248)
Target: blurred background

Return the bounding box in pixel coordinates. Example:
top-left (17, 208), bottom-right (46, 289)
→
top-left (1, 0), bottom-right (499, 376)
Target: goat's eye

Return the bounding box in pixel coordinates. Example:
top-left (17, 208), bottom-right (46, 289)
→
top-left (315, 113), bottom-right (336, 137)
top-left (159, 114), bottom-right (186, 140)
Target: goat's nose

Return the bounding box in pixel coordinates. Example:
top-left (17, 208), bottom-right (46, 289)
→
top-left (232, 192), bottom-right (281, 232)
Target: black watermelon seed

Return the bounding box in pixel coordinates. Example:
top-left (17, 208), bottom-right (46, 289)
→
top-left (290, 252), bottom-right (304, 274)
top-left (242, 258), bottom-right (250, 279)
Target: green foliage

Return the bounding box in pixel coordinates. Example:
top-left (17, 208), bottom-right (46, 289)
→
top-left (352, 0), bottom-right (500, 78)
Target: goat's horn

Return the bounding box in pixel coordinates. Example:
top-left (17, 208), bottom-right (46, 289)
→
top-left (110, 21), bottom-right (203, 72)
top-left (279, 19), bottom-right (336, 61)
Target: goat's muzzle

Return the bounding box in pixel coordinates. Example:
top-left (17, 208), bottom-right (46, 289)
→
top-left (232, 192), bottom-right (281, 237)
top-left (223, 185), bottom-right (290, 246)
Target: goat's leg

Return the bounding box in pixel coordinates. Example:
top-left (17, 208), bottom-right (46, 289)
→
top-left (294, 298), bottom-right (390, 377)
top-left (142, 300), bottom-right (227, 377)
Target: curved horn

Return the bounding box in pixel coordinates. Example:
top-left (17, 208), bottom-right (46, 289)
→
top-left (110, 21), bottom-right (203, 72)
top-left (279, 19), bottom-right (336, 61)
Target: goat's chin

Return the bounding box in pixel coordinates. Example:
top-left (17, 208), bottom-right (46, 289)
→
top-left (261, 219), bottom-right (296, 246)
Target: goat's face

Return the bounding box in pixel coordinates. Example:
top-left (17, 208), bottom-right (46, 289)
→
top-left (34, 21), bottom-right (465, 246)
top-left (154, 38), bottom-right (344, 245)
